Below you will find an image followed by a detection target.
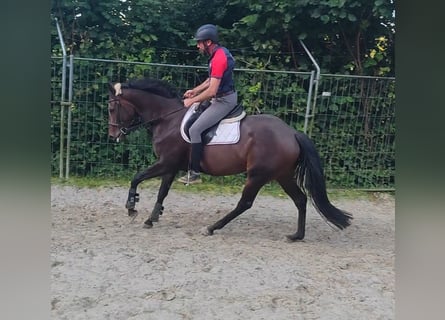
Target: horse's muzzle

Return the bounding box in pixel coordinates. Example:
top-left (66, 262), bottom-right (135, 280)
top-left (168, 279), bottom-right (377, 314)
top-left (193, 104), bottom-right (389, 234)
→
top-left (108, 126), bottom-right (123, 142)
top-left (109, 131), bottom-right (123, 142)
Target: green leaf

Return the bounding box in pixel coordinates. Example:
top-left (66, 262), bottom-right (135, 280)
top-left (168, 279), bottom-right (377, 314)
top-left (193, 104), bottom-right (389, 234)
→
top-left (348, 13), bottom-right (357, 21)
top-left (241, 14), bottom-right (259, 26)
top-left (329, 104), bottom-right (339, 111)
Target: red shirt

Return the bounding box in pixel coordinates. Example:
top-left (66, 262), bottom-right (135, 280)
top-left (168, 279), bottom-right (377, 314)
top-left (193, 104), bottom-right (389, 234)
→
top-left (209, 48), bottom-right (228, 79)
top-left (208, 46), bottom-right (235, 94)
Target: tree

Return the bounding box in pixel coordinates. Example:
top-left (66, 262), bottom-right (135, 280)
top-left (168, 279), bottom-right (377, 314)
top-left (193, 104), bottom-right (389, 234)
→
top-left (51, 0), bottom-right (395, 74)
top-left (51, 0), bottom-right (244, 64)
top-left (227, 0), bottom-right (394, 75)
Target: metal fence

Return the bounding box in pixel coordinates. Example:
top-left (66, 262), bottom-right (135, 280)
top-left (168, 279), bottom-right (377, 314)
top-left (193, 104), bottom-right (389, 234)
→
top-left (51, 56), bottom-right (395, 189)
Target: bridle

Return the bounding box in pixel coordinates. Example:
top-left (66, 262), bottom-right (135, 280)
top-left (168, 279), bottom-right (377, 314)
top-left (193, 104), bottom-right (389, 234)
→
top-left (108, 98), bottom-right (143, 136)
top-left (108, 96), bottom-right (183, 140)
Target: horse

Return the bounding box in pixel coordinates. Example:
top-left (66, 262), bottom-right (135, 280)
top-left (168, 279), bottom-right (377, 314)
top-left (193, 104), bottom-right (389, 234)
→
top-left (107, 78), bottom-right (352, 241)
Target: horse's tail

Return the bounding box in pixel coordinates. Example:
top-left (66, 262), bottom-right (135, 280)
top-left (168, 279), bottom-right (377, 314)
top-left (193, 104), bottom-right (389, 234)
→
top-left (294, 132), bottom-right (353, 229)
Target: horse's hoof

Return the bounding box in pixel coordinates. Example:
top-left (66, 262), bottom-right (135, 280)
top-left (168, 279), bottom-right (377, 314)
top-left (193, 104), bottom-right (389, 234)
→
top-left (200, 226), bottom-right (214, 236)
top-left (286, 233), bottom-right (304, 242)
top-left (128, 208), bottom-right (138, 217)
top-left (143, 220), bottom-right (153, 229)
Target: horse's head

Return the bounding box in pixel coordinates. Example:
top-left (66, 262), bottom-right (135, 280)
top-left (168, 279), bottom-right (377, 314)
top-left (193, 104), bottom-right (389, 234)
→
top-left (108, 78), bottom-right (185, 142)
top-left (108, 82), bottom-right (139, 142)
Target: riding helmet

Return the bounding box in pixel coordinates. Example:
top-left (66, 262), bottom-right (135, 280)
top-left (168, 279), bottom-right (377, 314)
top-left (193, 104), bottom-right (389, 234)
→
top-left (194, 24), bottom-right (218, 43)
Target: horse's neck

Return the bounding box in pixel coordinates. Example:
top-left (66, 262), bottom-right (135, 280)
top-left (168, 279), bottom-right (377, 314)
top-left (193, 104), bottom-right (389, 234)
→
top-left (149, 96), bottom-right (184, 123)
top-left (148, 97), bottom-right (185, 140)
top-left (130, 91), bottom-right (183, 121)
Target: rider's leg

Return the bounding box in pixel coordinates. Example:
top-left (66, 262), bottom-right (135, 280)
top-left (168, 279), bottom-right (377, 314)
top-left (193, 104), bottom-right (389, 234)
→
top-left (178, 93), bottom-right (237, 184)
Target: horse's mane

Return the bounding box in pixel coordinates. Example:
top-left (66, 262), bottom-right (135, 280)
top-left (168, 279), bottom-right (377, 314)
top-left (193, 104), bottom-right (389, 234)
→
top-left (123, 78), bottom-right (180, 99)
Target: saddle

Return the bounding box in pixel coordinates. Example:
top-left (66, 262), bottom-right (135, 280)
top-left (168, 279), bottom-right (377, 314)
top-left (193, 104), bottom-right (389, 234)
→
top-left (181, 101), bottom-right (246, 145)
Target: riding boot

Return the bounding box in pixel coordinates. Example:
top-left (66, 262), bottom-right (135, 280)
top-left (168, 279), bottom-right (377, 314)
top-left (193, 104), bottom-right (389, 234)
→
top-left (190, 142), bottom-right (203, 172)
top-left (178, 143), bottom-right (203, 184)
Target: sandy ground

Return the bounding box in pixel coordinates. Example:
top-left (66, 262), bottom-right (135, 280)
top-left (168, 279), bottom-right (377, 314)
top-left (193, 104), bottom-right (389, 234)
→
top-left (51, 184), bottom-right (394, 320)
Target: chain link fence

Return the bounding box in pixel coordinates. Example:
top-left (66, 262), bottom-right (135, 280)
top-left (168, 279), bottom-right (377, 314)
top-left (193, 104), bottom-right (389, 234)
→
top-left (51, 57), bottom-right (395, 189)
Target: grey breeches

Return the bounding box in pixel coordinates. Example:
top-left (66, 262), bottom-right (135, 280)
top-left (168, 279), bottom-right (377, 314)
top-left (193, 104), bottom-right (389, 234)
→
top-left (189, 91), bottom-right (238, 143)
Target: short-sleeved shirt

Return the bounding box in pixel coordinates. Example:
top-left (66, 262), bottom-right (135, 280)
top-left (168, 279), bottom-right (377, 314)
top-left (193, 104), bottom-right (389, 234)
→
top-left (208, 46), bottom-right (235, 96)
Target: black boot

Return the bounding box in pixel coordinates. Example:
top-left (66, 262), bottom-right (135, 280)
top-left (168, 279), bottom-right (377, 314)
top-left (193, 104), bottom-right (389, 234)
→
top-left (190, 143), bottom-right (203, 172)
top-left (178, 143), bottom-right (203, 184)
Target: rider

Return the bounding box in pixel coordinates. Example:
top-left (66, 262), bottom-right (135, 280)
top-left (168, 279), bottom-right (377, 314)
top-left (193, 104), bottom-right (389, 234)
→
top-left (178, 24), bottom-right (237, 184)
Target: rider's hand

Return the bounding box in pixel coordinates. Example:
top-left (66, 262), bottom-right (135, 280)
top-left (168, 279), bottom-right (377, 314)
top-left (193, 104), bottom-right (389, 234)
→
top-left (183, 98), bottom-right (195, 108)
top-left (183, 90), bottom-right (195, 98)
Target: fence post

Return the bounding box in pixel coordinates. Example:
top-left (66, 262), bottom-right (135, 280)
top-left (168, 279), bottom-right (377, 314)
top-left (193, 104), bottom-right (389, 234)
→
top-left (303, 71), bottom-right (315, 134)
top-left (65, 54), bottom-right (74, 179)
top-left (55, 17), bottom-right (67, 178)
top-left (299, 40), bottom-right (320, 137)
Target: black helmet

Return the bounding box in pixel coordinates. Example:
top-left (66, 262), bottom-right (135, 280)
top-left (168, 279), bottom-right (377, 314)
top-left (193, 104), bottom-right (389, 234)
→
top-left (194, 24), bottom-right (218, 43)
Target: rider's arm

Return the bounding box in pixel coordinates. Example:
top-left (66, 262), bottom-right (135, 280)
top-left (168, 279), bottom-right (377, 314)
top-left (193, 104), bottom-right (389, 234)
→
top-left (184, 78), bottom-right (210, 98)
top-left (192, 77), bottom-right (221, 101)
top-left (183, 77), bottom-right (221, 107)
top-left (194, 78), bottom-right (211, 93)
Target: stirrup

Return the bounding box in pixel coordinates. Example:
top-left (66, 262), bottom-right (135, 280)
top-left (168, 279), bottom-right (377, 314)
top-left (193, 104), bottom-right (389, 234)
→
top-left (177, 171), bottom-right (202, 185)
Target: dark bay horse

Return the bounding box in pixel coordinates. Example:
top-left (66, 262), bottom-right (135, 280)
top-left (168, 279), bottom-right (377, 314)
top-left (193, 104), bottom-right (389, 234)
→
top-left (108, 78), bottom-right (352, 241)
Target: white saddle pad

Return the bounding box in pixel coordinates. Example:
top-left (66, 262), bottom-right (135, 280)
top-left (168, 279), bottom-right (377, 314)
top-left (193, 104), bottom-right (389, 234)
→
top-left (180, 103), bottom-right (245, 145)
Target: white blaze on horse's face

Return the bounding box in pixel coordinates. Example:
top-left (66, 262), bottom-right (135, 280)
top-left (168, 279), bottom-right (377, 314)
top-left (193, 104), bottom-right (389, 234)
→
top-left (108, 83), bottom-right (124, 140)
top-left (108, 103), bottom-right (121, 140)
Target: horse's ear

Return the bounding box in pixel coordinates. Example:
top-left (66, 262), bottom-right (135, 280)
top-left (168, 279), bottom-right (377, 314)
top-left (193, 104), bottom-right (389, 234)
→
top-left (109, 82), bottom-right (122, 96)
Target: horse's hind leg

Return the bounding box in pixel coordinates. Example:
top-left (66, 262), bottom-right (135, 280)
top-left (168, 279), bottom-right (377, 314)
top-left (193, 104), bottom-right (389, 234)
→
top-left (277, 177), bottom-right (307, 241)
top-left (206, 174), bottom-right (268, 235)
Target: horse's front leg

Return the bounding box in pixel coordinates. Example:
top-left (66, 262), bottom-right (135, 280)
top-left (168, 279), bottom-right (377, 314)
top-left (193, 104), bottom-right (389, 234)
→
top-left (125, 188), bottom-right (139, 217)
top-left (125, 162), bottom-right (172, 218)
top-left (144, 172), bottom-right (176, 228)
